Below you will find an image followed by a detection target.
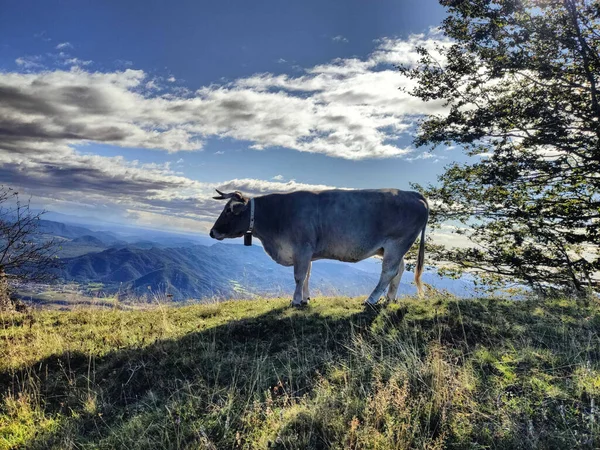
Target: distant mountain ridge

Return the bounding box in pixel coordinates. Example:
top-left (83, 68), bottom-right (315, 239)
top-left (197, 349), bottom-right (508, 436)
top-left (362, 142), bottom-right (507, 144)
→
top-left (59, 243), bottom-right (477, 300)
top-left (33, 216), bottom-right (478, 301)
top-left (39, 219), bottom-right (202, 258)
top-left (39, 219), bottom-right (121, 243)
top-left (71, 235), bottom-right (106, 246)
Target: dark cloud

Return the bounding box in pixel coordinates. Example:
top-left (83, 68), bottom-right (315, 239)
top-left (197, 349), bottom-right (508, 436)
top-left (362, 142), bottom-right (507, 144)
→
top-left (219, 99), bottom-right (251, 111)
top-left (55, 85), bottom-right (114, 115)
top-left (0, 118), bottom-right (128, 142)
top-left (0, 162), bottom-right (175, 196)
top-left (0, 85), bottom-right (60, 115)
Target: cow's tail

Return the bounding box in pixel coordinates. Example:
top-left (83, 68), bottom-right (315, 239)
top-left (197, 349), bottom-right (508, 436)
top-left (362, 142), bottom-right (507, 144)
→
top-left (414, 223), bottom-right (426, 298)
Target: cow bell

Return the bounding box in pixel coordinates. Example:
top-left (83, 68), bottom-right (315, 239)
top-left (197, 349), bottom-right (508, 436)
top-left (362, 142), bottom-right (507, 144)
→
top-left (244, 232), bottom-right (253, 246)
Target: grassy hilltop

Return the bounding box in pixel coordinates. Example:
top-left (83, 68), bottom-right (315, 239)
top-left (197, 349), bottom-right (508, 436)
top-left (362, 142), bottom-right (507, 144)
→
top-left (1, 295), bottom-right (600, 449)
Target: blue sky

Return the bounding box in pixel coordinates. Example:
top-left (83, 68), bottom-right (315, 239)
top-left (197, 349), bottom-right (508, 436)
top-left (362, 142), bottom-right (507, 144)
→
top-left (2, 0), bottom-right (446, 84)
top-left (0, 0), bottom-right (464, 235)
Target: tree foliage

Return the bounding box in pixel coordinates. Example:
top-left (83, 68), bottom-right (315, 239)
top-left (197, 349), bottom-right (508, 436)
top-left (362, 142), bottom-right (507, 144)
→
top-left (402, 0), bottom-right (600, 294)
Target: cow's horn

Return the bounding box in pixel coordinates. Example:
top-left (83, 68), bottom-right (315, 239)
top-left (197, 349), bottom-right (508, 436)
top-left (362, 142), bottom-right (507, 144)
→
top-left (213, 189), bottom-right (241, 200)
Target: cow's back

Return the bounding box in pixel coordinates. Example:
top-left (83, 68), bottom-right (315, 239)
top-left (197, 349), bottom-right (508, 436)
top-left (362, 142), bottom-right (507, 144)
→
top-left (311, 189), bottom-right (427, 262)
top-left (255, 189), bottom-right (427, 264)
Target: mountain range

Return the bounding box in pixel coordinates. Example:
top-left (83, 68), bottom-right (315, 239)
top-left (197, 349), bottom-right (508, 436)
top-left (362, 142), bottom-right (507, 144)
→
top-left (35, 217), bottom-right (477, 301)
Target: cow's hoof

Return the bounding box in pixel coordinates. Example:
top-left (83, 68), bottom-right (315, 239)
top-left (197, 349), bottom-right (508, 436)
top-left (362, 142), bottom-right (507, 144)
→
top-left (290, 302), bottom-right (308, 309)
top-left (363, 300), bottom-right (383, 310)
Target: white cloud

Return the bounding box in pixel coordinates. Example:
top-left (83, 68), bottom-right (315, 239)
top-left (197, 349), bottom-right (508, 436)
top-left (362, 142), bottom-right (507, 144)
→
top-left (272, 174), bottom-right (285, 181)
top-left (145, 79), bottom-right (159, 90)
top-left (407, 151), bottom-right (435, 161)
top-left (34, 31), bottom-right (52, 42)
top-left (63, 57), bottom-right (92, 66)
top-left (430, 224), bottom-right (474, 249)
top-left (167, 76), bottom-right (176, 82)
top-left (217, 178), bottom-right (341, 196)
top-left (15, 56), bottom-right (44, 69)
top-left (2, 30), bottom-right (448, 161)
top-left (332, 35), bottom-right (349, 43)
top-left (0, 68), bottom-right (204, 152)
top-left (115, 59), bottom-right (133, 67)
top-left (0, 31), bottom-right (452, 231)
top-left (56, 42), bottom-right (73, 50)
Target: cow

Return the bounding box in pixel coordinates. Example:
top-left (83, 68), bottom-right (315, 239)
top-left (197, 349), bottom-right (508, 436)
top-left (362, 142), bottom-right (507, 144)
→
top-left (209, 189), bottom-right (429, 307)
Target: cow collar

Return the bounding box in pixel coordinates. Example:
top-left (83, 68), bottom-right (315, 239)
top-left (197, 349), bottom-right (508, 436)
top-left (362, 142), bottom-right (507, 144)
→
top-left (248, 197), bottom-right (255, 233)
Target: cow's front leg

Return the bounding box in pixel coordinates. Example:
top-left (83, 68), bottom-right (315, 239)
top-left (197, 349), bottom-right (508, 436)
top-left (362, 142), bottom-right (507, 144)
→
top-left (302, 261), bottom-right (312, 305)
top-left (292, 250), bottom-right (312, 307)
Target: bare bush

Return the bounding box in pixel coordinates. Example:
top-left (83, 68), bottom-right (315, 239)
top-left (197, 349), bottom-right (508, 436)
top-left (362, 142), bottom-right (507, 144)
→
top-left (0, 187), bottom-right (58, 310)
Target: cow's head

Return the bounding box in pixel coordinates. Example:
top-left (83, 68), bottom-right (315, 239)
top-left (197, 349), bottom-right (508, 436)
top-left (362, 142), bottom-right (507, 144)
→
top-left (209, 189), bottom-right (251, 240)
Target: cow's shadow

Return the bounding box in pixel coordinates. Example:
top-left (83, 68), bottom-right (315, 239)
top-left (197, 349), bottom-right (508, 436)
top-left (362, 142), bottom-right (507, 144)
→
top-left (1, 302), bottom-right (385, 448)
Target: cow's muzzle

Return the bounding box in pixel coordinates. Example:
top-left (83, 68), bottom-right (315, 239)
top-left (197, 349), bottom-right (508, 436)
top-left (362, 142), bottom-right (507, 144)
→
top-left (209, 229), bottom-right (224, 240)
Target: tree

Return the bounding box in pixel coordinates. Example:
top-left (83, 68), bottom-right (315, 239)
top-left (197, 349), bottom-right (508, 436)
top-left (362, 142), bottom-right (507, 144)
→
top-left (0, 187), bottom-right (58, 309)
top-left (401, 0), bottom-right (600, 294)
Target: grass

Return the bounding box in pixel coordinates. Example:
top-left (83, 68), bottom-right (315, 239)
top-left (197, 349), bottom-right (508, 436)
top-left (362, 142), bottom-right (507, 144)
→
top-left (1, 294), bottom-right (600, 449)
top-left (15, 284), bottom-right (122, 311)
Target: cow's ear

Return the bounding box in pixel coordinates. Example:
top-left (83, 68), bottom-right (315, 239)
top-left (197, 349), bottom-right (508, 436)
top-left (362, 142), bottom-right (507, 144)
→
top-left (233, 191), bottom-right (245, 202)
top-left (230, 200), bottom-right (247, 215)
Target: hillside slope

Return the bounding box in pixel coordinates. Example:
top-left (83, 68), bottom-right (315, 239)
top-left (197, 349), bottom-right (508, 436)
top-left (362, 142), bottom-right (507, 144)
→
top-left (1, 295), bottom-right (599, 449)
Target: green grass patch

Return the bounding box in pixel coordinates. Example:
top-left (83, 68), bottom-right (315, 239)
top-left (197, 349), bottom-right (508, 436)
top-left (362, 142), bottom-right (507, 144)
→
top-left (1, 295), bottom-right (600, 449)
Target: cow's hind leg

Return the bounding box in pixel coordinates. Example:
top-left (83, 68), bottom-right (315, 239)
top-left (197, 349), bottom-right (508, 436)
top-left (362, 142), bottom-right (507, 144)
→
top-left (386, 258), bottom-right (405, 302)
top-left (292, 250), bottom-right (312, 307)
top-left (302, 261), bottom-right (312, 305)
top-left (365, 242), bottom-right (408, 305)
